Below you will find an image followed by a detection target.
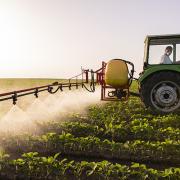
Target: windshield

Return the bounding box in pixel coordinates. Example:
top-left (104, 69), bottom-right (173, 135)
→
top-left (148, 44), bottom-right (173, 64)
top-left (146, 37), bottom-right (180, 65)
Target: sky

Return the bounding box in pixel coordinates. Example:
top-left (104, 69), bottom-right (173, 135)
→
top-left (0, 0), bottom-right (180, 78)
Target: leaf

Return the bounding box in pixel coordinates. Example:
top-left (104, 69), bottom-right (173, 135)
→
top-left (131, 163), bottom-right (140, 168)
top-left (54, 153), bottom-right (60, 160)
top-left (87, 163), bottom-right (97, 176)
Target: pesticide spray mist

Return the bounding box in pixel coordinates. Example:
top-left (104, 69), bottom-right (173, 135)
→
top-left (0, 87), bottom-right (101, 135)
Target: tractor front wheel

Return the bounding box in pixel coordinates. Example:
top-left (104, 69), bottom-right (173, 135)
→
top-left (140, 72), bottom-right (180, 114)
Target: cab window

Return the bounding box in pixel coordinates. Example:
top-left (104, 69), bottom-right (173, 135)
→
top-left (148, 44), bottom-right (173, 64)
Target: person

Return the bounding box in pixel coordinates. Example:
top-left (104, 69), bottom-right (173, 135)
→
top-left (160, 46), bottom-right (173, 64)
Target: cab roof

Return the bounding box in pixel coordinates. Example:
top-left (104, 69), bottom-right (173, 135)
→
top-left (145, 34), bottom-right (180, 44)
top-left (147, 34), bottom-right (180, 38)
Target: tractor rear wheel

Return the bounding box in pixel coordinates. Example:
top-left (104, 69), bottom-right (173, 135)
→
top-left (140, 71), bottom-right (180, 114)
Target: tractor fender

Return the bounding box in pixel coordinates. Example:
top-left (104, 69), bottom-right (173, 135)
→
top-left (139, 65), bottom-right (180, 84)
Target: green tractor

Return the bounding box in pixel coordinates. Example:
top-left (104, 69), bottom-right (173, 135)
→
top-left (139, 34), bottom-right (180, 113)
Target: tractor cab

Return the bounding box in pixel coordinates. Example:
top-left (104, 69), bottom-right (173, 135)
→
top-left (144, 34), bottom-right (180, 67)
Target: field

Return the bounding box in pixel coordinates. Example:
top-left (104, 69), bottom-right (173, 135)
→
top-left (0, 79), bottom-right (179, 179)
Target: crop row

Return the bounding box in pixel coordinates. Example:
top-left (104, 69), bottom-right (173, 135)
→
top-left (0, 152), bottom-right (179, 179)
top-left (2, 133), bottom-right (180, 163)
top-left (58, 121), bottom-right (179, 142)
top-left (87, 100), bottom-right (180, 128)
top-left (35, 116), bottom-right (180, 143)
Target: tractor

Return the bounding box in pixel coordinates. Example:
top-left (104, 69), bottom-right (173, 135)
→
top-left (0, 34), bottom-right (179, 114)
top-left (139, 34), bottom-right (180, 113)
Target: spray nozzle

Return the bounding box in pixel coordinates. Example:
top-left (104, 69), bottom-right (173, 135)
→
top-left (76, 83), bottom-right (78, 89)
top-left (12, 92), bottom-right (17, 105)
top-left (69, 84), bottom-right (71, 90)
top-left (59, 84), bottom-right (63, 91)
top-left (34, 89), bottom-right (39, 98)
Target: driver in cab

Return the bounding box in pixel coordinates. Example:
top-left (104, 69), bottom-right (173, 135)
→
top-left (160, 46), bottom-right (173, 64)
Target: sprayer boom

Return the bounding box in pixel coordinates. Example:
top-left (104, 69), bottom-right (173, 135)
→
top-left (0, 69), bottom-right (98, 105)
